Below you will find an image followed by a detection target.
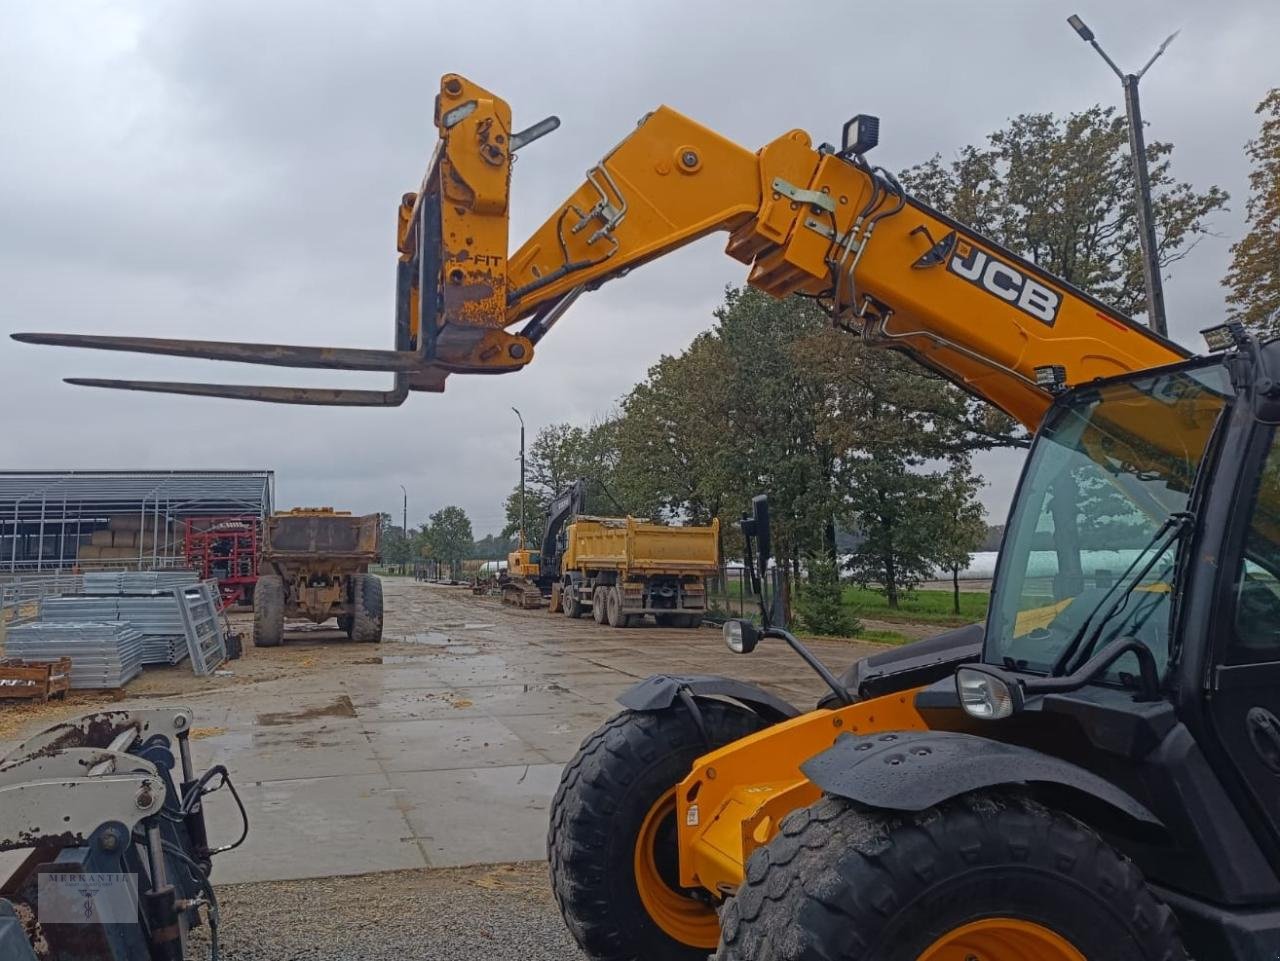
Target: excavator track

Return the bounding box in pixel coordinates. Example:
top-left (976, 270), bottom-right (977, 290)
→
top-left (502, 578), bottom-right (545, 609)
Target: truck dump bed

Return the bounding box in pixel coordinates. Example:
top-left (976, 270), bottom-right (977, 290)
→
top-left (564, 516), bottom-right (719, 575)
top-left (263, 509), bottom-right (380, 564)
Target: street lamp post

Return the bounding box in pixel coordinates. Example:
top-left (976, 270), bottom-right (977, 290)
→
top-left (512, 408), bottom-right (526, 550)
top-left (399, 483), bottom-right (408, 576)
top-left (1068, 14), bottom-right (1179, 338)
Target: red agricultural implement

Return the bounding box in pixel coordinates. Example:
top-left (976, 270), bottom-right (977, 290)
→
top-left (183, 515), bottom-right (261, 608)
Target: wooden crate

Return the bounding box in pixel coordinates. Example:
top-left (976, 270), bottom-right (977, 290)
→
top-left (0, 657), bottom-right (72, 702)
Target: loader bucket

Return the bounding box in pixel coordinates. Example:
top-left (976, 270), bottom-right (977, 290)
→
top-left (12, 74), bottom-right (552, 405)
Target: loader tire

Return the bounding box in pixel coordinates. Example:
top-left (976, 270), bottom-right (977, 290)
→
top-left (253, 575), bottom-right (284, 648)
top-left (717, 791), bottom-right (1188, 961)
top-left (606, 586), bottom-right (627, 628)
top-left (564, 585), bottom-right (584, 619)
top-left (549, 582), bottom-right (563, 614)
top-left (592, 587), bottom-right (608, 624)
top-left (549, 702), bottom-right (770, 961)
top-left (350, 574), bottom-right (383, 643)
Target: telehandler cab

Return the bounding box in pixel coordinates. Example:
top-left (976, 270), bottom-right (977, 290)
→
top-left (15, 73), bottom-right (1280, 960)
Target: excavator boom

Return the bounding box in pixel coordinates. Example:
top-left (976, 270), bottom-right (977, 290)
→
top-left (14, 72), bottom-right (1186, 429)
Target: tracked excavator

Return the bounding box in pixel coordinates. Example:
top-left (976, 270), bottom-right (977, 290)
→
top-left (503, 480), bottom-right (587, 609)
top-left (16, 74), bottom-right (1280, 960)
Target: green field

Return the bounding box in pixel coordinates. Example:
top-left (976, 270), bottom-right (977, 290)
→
top-left (839, 586), bottom-right (989, 626)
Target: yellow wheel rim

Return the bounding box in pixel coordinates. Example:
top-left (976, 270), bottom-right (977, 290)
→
top-left (918, 918), bottom-right (1087, 961)
top-left (633, 787), bottom-right (720, 949)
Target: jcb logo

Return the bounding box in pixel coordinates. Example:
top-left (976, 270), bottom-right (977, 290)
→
top-left (948, 240), bottom-right (1061, 325)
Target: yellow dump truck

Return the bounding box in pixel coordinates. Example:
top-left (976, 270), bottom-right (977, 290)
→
top-left (549, 516), bottom-right (719, 628)
top-left (254, 508), bottom-right (383, 646)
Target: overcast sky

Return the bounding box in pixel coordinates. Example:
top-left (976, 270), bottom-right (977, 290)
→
top-left (2, 0), bottom-right (1275, 535)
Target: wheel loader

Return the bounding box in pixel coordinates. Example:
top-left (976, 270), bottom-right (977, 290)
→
top-left (17, 72), bottom-right (1280, 959)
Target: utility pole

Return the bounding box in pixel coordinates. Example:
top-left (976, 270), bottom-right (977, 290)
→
top-left (399, 483), bottom-right (408, 576)
top-left (1068, 14), bottom-right (1178, 338)
top-left (512, 407), bottom-right (526, 549)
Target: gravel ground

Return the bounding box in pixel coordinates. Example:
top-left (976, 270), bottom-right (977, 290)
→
top-left (190, 862), bottom-right (587, 961)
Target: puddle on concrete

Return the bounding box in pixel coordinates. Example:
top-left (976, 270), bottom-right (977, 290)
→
top-left (256, 695), bottom-right (356, 726)
top-left (405, 631), bottom-right (451, 646)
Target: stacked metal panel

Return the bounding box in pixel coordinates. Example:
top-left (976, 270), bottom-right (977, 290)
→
top-left (38, 595), bottom-right (189, 666)
top-left (83, 570), bottom-right (198, 594)
top-left (4, 622), bottom-right (144, 688)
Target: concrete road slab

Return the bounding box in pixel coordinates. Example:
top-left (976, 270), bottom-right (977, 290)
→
top-left (205, 773), bottom-right (427, 883)
top-left (388, 763), bottom-right (565, 866)
top-left (496, 711), bottom-right (611, 763)
top-left (364, 715), bottom-right (550, 772)
top-left (2, 578), bottom-right (894, 887)
top-left (347, 687), bottom-right (489, 721)
top-left (450, 682), bottom-right (597, 717)
top-left (199, 722), bottom-right (382, 783)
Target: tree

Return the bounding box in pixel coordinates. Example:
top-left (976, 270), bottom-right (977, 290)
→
top-left (502, 486), bottom-right (550, 541)
top-left (420, 506), bottom-right (474, 573)
top-left (614, 333), bottom-right (734, 526)
top-left (501, 419), bottom-right (630, 538)
top-left (932, 462), bottom-right (988, 614)
top-left (1224, 89), bottom-right (1280, 334)
top-left (842, 459), bottom-right (957, 609)
top-left (902, 106), bottom-right (1228, 318)
top-left (377, 512), bottom-right (412, 573)
top-left (471, 532), bottom-right (515, 560)
top-left (797, 550), bottom-right (859, 637)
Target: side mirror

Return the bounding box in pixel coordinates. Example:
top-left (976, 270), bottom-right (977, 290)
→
top-left (751, 495), bottom-right (771, 579)
top-left (723, 619), bottom-right (760, 655)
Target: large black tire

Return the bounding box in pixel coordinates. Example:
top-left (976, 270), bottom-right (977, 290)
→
top-left (337, 614), bottom-right (353, 635)
top-left (592, 587), bottom-right (608, 624)
top-left (253, 575), bottom-right (285, 648)
top-left (564, 584), bottom-right (584, 618)
top-left (549, 703), bottom-right (770, 961)
top-left (549, 582), bottom-right (563, 614)
top-left (717, 791), bottom-right (1187, 961)
top-left (349, 574), bottom-right (383, 643)
top-left (606, 586), bottom-right (627, 628)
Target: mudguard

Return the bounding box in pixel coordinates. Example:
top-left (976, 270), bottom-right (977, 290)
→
top-left (802, 728), bottom-right (1161, 825)
top-left (617, 674), bottom-right (801, 722)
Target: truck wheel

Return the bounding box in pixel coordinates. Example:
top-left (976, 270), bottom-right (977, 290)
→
top-left (350, 574), bottom-right (383, 643)
top-left (253, 575), bottom-right (285, 648)
top-left (549, 702), bottom-right (770, 961)
top-left (549, 582), bottom-right (563, 614)
top-left (680, 614), bottom-right (702, 629)
top-left (717, 792), bottom-right (1187, 961)
top-left (592, 587), bottom-right (608, 624)
top-left (337, 614), bottom-right (353, 636)
top-left (563, 586), bottom-right (584, 618)
top-left (606, 587), bottom-right (627, 628)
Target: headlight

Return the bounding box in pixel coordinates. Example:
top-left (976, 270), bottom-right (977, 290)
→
top-left (956, 667), bottom-right (1021, 720)
top-left (722, 619), bottom-right (758, 654)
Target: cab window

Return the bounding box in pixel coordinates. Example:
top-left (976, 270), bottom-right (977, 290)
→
top-left (1230, 428), bottom-right (1280, 665)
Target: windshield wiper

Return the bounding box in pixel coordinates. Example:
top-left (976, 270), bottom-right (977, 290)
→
top-left (1049, 511), bottom-right (1193, 677)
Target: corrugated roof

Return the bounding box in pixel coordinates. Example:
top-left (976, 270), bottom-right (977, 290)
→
top-left (0, 470), bottom-right (274, 520)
